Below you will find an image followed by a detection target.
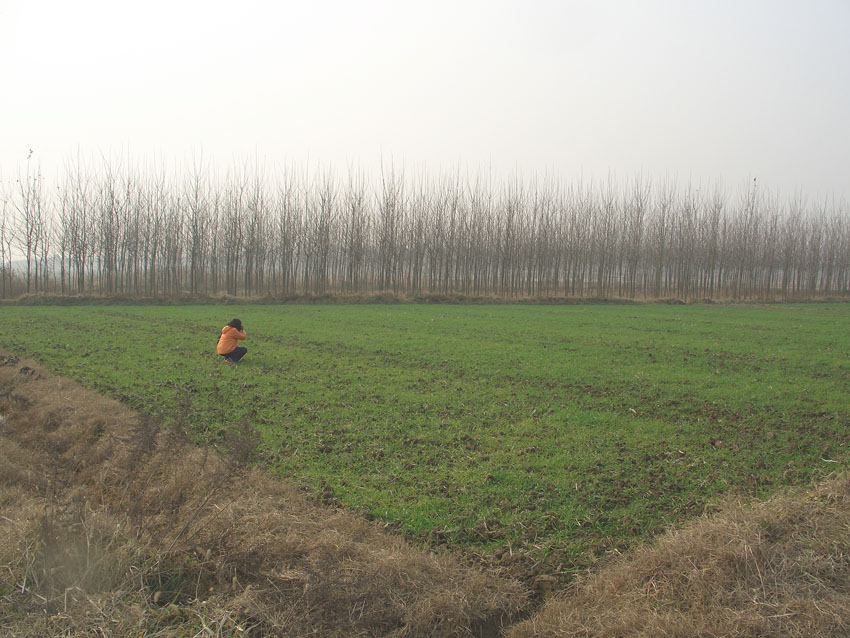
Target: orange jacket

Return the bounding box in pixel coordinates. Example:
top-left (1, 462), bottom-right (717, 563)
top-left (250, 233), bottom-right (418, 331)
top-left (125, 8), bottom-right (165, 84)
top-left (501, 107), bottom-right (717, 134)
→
top-left (217, 326), bottom-right (247, 354)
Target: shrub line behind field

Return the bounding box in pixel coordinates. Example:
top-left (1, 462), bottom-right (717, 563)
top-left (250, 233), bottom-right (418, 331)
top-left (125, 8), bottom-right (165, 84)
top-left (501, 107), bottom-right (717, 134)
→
top-left (4, 291), bottom-right (849, 307)
top-left (2, 292), bottom-right (645, 306)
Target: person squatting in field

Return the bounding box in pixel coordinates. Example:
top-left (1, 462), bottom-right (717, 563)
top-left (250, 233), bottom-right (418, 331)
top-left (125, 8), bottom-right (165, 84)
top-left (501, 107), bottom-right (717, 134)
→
top-left (217, 318), bottom-right (247, 363)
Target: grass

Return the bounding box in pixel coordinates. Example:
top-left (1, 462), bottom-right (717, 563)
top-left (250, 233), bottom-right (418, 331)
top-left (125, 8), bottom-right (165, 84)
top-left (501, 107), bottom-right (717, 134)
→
top-left (2, 303), bottom-right (849, 573)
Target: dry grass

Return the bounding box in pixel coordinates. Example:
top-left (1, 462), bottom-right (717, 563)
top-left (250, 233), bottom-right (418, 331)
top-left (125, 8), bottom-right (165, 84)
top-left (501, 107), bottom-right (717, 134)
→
top-left (507, 475), bottom-right (850, 637)
top-left (0, 352), bottom-right (528, 637)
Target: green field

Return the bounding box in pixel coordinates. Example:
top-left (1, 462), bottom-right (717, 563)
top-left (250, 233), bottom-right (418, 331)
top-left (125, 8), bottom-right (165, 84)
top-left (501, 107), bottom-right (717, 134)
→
top-left (2, 303), bottom-right (849, 570)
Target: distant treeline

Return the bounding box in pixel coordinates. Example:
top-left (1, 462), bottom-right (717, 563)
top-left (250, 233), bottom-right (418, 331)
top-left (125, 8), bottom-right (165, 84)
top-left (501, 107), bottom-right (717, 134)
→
top-left (1, 160), bottom-right (848, 300)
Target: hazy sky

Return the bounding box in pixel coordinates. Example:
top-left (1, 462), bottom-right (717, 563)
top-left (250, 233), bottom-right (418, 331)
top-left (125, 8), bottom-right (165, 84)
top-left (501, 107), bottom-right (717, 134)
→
top-left (1, 0), bottom-right (848, 199)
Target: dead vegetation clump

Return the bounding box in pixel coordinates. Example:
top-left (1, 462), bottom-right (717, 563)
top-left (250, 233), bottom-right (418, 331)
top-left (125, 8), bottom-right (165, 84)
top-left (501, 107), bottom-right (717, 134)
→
top-left (506, 474), bottom-right (850, 638)
top-left (0, 352), bottom-right (528, 637)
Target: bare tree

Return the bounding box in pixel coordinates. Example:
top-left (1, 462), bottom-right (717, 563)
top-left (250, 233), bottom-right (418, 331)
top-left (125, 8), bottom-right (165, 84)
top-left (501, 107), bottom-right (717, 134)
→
top-left (13, 164), bottom-right (47, 293)
top-left (185, 156), bottom-right (211, 294)
top-left (0, 177), bottom-right (15, 297)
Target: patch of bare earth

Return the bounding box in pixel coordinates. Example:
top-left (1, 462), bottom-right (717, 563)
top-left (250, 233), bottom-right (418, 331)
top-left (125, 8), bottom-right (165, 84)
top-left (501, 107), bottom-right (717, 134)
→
top-left (0, 352), bottom-right (528, 637)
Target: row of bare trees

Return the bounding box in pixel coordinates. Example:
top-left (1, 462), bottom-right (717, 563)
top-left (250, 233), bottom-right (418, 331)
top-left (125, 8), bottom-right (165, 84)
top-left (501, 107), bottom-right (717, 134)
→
top-left (1, 160), bottom-right (848, 300)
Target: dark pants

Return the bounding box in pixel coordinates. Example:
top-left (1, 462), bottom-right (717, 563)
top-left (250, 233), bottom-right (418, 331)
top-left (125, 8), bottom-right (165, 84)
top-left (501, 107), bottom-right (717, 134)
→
top-left (222, 346), bottom-right (247, 362)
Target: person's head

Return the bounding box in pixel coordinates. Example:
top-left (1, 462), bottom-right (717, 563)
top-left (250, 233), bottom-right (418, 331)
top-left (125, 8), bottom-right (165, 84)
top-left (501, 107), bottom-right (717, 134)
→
top-left (227, 318), bottom-right (243, 331)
